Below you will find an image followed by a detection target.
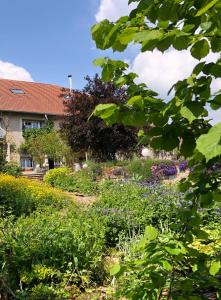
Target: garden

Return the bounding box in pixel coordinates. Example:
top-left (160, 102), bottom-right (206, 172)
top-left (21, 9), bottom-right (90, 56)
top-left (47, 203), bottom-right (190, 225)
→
top-left (0, 157), bottom-right (221, 299)
top-left (1, 0), bottom-right (221, 299)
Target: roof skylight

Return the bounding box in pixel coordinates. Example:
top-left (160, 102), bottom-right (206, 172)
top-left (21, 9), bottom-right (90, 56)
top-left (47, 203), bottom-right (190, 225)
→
top-left (11, 88), bottom-right (25, 94)
top-left (64, 95), bottom-right (71, 99)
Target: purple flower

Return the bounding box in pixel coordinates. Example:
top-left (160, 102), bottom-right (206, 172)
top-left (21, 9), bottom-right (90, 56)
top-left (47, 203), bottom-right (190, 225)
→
top-left (179, 161), bottom-right (188, 172)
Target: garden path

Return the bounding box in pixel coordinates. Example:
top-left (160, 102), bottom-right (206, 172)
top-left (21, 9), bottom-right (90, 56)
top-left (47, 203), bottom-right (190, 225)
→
top-left (64, 191), bottom-right (96, 205)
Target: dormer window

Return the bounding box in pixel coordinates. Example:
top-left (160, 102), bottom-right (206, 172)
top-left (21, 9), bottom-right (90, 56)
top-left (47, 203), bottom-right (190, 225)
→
top-left (11, 88), bottom-right (25, 94)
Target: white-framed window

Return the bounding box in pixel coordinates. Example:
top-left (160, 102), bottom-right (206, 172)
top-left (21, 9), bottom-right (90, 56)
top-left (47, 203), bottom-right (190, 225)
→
top-left (22, 120), bottom-right (44, 131)
top-left (0, 118), bottom-right (6, 139)
top-left (20, 156), bottom-right (34, 170)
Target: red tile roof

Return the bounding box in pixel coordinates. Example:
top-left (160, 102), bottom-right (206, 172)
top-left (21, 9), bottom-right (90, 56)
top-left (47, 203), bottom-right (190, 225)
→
top-left (0, 79), bottom-right (66, 115)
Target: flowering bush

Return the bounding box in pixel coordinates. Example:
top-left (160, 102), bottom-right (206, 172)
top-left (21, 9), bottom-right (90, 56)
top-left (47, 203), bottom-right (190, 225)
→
top-left (0, 174), bottom-right (71, 216)
top-left (178, 161), bottom-right (188, 172)
top-left (151, 162), bottom-right (177, 179)
top-left (126, 158), bottom-right (179, 181)
top-left (163, 165), bottom-right (177, 176)
top-left (92, 180), bottom-right (182, 246)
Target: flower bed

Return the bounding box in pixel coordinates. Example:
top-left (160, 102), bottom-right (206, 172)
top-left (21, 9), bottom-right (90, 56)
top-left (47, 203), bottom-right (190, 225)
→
top-left (0, 173), bottom-right (72, 216)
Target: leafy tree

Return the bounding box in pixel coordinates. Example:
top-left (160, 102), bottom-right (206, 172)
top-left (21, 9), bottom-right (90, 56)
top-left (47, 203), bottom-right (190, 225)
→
top-left (20, 127), bottom-right (71, 167)
top-left (61, 75), bottom-right (137, 161)
top-left (91, 0), bottom-right (221, 298)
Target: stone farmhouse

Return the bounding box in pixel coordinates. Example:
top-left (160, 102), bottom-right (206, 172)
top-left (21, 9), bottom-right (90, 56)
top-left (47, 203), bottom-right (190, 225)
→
top-left (0, 78), bottom-right (66, 170)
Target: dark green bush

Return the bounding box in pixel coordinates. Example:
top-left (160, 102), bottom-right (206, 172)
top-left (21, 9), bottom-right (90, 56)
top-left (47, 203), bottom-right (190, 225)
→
top-left (125, 158), bottom-right (154, 180)
top-left (1, 162), bottom-right (22, 176)
top-left (0, 207), bottom-right (106, 298)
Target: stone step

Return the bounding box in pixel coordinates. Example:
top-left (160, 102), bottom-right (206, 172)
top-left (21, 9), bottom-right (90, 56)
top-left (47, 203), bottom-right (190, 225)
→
top-left (21, 172), bottom-right (45, 181)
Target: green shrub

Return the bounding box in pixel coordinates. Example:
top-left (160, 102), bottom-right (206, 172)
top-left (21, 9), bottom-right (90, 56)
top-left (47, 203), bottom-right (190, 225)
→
top-left (43, 167), bottom-right (72, 185)
top-left (92, 180), bottom-right (180, 246)
top-left (44, 167), bottom-right (98, 195)
top-left (0, 207), bottom-right (106, 298)
top-left (1, 162), bottom-right (22, 176)
top-left (125, 158), bottom-right (154, 180)
top-left (0, 174), bottom-right (71, 217)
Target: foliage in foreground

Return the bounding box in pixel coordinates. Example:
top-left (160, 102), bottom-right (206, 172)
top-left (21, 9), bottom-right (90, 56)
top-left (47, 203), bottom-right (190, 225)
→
top-left (114, 226), bottom-right (221, 300)
top-left (91, 0), bottom-right (221, 297)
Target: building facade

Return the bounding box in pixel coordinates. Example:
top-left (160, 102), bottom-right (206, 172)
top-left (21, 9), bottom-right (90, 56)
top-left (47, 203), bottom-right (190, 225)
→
top-left (0, 79), bottom-right (66, 169)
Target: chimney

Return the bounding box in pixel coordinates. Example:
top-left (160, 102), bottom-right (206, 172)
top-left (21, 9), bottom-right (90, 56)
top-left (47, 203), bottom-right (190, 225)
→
top-left (68, 75), bottom-right (72, 93)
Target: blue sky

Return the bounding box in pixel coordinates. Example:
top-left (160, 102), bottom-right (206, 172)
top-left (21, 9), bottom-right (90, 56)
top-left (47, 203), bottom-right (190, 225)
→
top-left (0, 0), bottom-right (113, 88)
top-left (0, 0), bottom-right (220, 124)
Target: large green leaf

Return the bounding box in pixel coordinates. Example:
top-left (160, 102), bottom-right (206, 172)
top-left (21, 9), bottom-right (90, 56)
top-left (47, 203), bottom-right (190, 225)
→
top-left (161, 260), bottom-right (173, 271)
top-left (158, 0), bottom-right (177, 21)
top-left (210, 64), bottom-right (221, 78)
top-left (102, 64), bottom-right (114, 81)
top-left (173, 36), bottom-right (190, 50)
top-left (209, 261), bottom-right (220, 276)
top-left (180, 102), bottom-right (204, 123)
top-left (211, 37), bottom-right (221, 52)
top-left (191, 39), bottom-right (210, 60)
top-left (93, 58), bottom-right (106, 66)
top-left (121, 110), bottom-right (147, 126)
top-left (93, 103), bottom-right (118, 119)
top-left (91, 20), bottom-right (114, 50)
top-left (144, 226), bottom-right (158, 240)
top-left (195, 0), bottom-right (219, 16)
top-left (196, 123), bottom-right (221, 162)
top-left (180, 135), bottom-right (196, 157)
top-left (110, 264), bottom-right (121, 276)
top-left (119, 27), bottom-right (138, 44)
top-left (192, 62), bottom-right (206, 75)
top-left (133, 30), bottom-right (163, 43)
top-left (127, 95), bottom-right (143, 108)
top-left (151, 135), bottom-right (179, 151)
top-left (210, 94), bottom-right (221, 110)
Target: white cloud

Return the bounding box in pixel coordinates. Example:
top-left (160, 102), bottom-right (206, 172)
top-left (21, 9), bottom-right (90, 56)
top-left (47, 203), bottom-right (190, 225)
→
top-left (95, 0), bottom-right (136, 22)
top-left (211, 78), bottom-right (221, 94)
top-left (131, 49), bottom-right (220, 124)
top-left (131, 49), bottom-right (220, 98)
top-left (0, 60), bottom-right (33, 82)
top-left (207, 108), bottom-right (220, 125)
